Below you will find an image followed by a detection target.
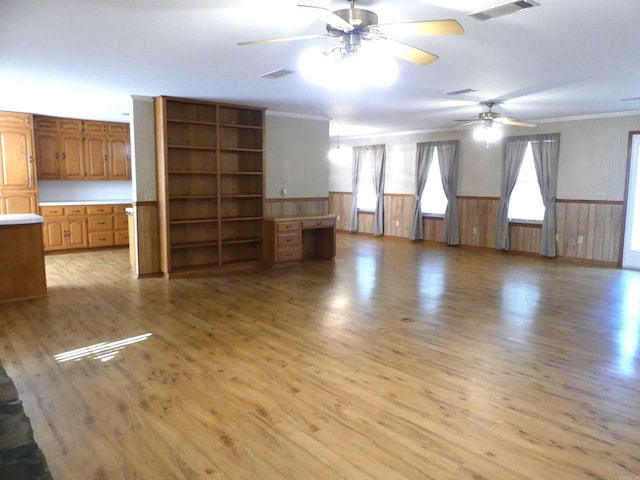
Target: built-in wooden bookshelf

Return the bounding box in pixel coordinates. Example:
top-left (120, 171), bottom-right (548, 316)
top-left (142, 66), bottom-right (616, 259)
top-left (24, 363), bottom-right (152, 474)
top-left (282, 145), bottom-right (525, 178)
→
top-left (155, 96), bottom-right (265, 277)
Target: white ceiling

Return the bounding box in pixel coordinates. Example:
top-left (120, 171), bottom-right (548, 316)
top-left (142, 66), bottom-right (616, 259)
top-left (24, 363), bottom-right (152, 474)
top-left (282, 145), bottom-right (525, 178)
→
top-left (1, 0), bottom-right (639, 137)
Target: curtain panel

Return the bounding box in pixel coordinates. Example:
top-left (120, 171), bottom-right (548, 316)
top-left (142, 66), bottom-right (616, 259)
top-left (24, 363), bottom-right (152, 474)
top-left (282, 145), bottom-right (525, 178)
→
top-left (531, 133), bottom-right (561, 257)
top-left (437, 141), bottom-right (460, 245)
top-left (348, 146), bottom-right (366, 233)
top-left (410, 142), bottom-right (435, 240)
top-left (496, 134), bottom-right (560, 255)
top-left (496, 137), bottom-right (529, 250)
top-left (370, 144), bottom-right (386, 236)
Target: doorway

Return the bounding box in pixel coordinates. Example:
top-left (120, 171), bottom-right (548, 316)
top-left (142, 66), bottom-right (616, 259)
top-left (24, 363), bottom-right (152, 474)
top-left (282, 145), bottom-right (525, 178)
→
top-left (623, 132), bottom-right (640, 268)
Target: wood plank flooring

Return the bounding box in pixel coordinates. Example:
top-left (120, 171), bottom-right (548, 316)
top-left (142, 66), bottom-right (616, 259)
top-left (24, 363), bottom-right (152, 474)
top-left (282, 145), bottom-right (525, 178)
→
top-left (1, 233), bottom-right (639, 479)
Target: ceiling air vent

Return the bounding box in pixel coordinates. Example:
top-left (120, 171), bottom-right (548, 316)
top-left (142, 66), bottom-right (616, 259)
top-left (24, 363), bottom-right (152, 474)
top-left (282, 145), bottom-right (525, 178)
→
top-left (260, 68), bottom-right (295, 79)
top-left (469, 0), bottom-right (540, 21)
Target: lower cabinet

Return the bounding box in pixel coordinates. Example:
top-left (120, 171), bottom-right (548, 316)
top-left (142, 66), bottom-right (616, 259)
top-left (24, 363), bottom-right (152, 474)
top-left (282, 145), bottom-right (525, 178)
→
top-left (41, 203), bottom-right (129, 252)
top-left (0, 191), bottom-right (38, 214)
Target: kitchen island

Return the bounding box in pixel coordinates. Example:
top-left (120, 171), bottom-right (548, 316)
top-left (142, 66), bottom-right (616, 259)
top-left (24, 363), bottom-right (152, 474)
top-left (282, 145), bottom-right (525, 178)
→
top-left (0, 214), bottom-right (47, 303)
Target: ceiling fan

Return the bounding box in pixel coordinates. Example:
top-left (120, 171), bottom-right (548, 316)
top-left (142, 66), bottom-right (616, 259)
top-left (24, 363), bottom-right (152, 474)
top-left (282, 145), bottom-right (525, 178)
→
top-left (455, 101), bottom-right (537, 128)
top-left (238, 0), bottom-right (464, 66)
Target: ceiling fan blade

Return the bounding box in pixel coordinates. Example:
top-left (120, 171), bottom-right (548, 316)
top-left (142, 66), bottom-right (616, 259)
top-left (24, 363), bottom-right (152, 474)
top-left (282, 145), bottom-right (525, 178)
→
top-left (496, 118), bottom-right (537, 127)
top-left (297, 4), bottom-right (354, 32)
top-left (374, 19), bottom-right (464, 37)
top-left (452, 121), bottom-right (478, 128)
top-left (238, 34), bottom-right (331, 46)
top-left (382, 39), bottom-right (438, 66)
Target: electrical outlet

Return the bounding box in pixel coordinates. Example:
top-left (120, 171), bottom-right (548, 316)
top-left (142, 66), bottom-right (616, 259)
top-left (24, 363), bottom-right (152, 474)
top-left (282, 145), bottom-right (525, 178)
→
top-left (472, 226), bottom-right (478, 235)
top-left (595, 192), bottom-right (607, 200)
top-left (577, 235), bottom-right (584, 244)
top-left (336, 215), bottom-right (340, 222)
top-left (395, 220), bottom-right (400, 227)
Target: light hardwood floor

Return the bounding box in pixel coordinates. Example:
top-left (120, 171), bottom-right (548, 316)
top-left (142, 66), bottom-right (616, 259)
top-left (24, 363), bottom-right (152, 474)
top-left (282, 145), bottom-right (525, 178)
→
top-left (1, 233), bottom-right (639, 479)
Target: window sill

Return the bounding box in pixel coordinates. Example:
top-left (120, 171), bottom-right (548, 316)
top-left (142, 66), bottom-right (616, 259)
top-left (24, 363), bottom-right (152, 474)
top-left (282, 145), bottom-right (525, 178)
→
top-left (509, 219), bottom-right (543, 227)
top-left (422, 213), bottom-right (444, 219)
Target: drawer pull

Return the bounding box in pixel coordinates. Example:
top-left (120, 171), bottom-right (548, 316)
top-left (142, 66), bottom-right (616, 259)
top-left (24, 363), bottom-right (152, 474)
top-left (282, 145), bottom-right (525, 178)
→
top-left (98, 222), bottom-right (106, 225)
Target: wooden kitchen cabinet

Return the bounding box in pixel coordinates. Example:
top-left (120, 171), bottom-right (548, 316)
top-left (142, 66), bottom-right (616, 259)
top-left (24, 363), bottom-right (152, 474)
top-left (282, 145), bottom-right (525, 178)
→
top-left (0, 111), bottom-right (38, 214)
top-left (108, 133), bottom-right (131, 180)
top-left (40, 203), bottom-right (129, 252)
top-left (0, 191), bottom-right (38, 214)
top-left (34, 115), bottom-right (130, 180)
top-left (83, 135), bottom-right (109, 179)
top-left (41, 206), bottom-right (87, 251)
top-left (34, 115), bottom-right (84, 179)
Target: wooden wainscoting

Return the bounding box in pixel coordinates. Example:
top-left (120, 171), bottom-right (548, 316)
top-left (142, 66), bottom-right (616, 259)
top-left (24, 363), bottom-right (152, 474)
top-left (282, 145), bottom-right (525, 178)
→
top-left (458, 196), bottom-right (500, 248)
top-left (132, 201), bottom-right (160, 277)
top-left (265, 197), bottom-right (328, 218)
top-left (509, 223), bottom-right (542, 254)
top-left (329, 192), bottom-right (624, 264)
top-left (556, 200), bottom-right (623, 264)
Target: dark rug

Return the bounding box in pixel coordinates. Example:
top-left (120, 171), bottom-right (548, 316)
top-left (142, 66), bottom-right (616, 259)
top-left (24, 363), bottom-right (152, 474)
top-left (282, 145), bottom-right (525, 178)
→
top-left (0, 362), bottom-right (53, 480)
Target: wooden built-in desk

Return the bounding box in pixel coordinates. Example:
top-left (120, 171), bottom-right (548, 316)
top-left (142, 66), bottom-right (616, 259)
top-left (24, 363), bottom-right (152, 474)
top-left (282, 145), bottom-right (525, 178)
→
top-left (263, 215), bottom-right (337, 267)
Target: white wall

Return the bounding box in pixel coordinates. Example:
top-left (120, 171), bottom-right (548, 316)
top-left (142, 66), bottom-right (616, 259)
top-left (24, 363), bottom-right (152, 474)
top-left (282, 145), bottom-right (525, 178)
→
top-left (38, 180), bottom-right (132, 202)
top-left (330, 113), bottom-right (640, 201)
top-left (265, 112), bottom-right (330, 199)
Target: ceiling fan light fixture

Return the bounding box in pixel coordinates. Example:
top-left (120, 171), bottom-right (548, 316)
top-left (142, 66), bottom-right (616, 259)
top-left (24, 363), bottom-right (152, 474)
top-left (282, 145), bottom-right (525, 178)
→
top-left (299, 44), bottom-right (397, 90)
top-left (469, 0), bottom-right (540, 21)
top-left (473, 123), bottom-right (502, 143)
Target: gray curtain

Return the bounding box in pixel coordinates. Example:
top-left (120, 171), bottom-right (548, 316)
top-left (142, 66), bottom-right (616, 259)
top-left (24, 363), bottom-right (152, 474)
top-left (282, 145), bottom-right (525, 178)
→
top-left (531, 134), bottom-right (560, 257)
top-left (438, 141), bottom-right (460, 245)
top-left (370, 144), bottom-right (386, 236)
top-left (496, 137), bottom-right (529, 250)
top-left (348, 146), bottom-right (366, 233)
top-left (410, 143), bottom-right (435, 240)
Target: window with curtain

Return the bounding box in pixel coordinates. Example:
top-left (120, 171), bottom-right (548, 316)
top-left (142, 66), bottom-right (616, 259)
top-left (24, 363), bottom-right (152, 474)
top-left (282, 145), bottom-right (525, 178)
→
top-left (420, 147), bottom-right (448, 216)
top-left (508, 142), bottom-right (545, 221)
top-left (357, 152), bottom-right (376, 211)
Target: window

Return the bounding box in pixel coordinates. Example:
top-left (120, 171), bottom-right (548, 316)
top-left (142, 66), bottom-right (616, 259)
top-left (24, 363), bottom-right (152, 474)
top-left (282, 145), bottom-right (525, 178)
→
top-left (420, 147), bottom-right (448, 216)
top-left (508, 143), bottom-right (545, 221)
top-left (357, 152), bottom-right (376, 211)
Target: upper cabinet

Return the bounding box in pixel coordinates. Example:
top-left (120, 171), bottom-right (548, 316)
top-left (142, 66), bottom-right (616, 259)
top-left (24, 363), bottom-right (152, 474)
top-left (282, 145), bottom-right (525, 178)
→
top-left (34, 115), bottom-right (131, 180)
top-left (0, 111), bottom-right (38, 214)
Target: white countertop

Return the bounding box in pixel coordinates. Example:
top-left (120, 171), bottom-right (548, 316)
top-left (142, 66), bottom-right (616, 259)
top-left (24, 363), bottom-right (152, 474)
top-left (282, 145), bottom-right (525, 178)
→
top-left (39, 199), bottom-right (132, 206)
top-left (0, 214), bottom-right (44, 226)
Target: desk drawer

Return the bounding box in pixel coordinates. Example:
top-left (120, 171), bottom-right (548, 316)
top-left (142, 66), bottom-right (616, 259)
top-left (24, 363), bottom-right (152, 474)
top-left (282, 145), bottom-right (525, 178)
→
top-left (276, 247), bottom-right (301, 262)
top-left (277, 221), bottom-right (301, 233)
top-left (302, 218), bottom-right (335, 229)
top-left (277, 232), bottom-right (300, 247)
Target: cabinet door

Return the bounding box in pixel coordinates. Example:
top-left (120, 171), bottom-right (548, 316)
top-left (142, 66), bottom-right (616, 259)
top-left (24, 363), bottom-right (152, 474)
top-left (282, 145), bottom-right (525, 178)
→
top-left (43, 218), bottom-right (66, 251)
top-left (0, 191), bottom-right (37, 214)
top-left (0, 126), bottom-right (36, 189)
top-left (35, 130), bottom-right (60, 179)
top-left (66, 217), bottom-right (87, 249)
top-left (60, 133), bottom-right (84, 179)
top-left (83, 135), bottom-right (108, 179)
top-left (109, 136), bottom-right (130, 179)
